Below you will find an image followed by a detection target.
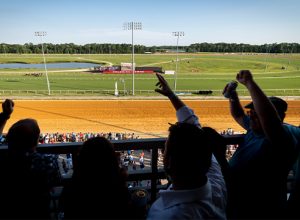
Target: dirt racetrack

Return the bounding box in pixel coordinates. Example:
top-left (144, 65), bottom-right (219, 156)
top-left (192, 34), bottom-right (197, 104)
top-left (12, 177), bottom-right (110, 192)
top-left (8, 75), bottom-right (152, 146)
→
top-left (4, 100), bottom-right (300, 138)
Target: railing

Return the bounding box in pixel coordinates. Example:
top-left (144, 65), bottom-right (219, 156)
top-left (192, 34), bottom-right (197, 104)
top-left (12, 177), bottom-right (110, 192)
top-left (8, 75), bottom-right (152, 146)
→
top-left (0, 134), bottom-right (244, 203)
top-left (0, 89), bottom-right (300, 96)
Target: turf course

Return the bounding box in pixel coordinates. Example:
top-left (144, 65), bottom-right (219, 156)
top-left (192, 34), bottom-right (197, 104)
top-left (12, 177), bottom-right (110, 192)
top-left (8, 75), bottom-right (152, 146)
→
top-left (0, 53), bottom-right (299, 97)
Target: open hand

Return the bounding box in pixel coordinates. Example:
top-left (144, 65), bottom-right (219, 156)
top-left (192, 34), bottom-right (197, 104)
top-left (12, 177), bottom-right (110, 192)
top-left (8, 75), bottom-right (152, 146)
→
top-left (155, 73), bottom-right (174, 97)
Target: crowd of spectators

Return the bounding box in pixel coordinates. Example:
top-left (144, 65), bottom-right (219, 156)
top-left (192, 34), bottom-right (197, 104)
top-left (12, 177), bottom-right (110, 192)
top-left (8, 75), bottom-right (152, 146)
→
top-left (39, 132), bottom-right (139, 143)
top-left (0, 131), bottom-right (139, 145)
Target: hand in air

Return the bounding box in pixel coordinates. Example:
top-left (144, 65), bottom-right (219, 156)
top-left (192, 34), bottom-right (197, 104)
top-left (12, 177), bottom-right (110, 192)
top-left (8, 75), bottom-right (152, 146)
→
top-left (155, 73), bottom-right (174, 98)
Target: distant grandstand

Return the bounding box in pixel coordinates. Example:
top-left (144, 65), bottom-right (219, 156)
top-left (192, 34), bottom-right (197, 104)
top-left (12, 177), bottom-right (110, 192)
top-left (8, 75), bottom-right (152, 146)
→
top-left (91, 62), bottom-right (163, 74)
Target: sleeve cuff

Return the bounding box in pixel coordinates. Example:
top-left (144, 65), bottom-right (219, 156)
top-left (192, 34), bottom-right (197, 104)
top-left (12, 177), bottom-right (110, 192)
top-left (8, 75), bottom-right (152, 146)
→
top-left (176, 106), bottom-right (201, 127)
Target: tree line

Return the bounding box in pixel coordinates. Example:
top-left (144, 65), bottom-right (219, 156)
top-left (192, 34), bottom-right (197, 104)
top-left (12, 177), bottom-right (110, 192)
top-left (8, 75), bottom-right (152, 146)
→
top-left (0, 42), bottom-right (299, 54)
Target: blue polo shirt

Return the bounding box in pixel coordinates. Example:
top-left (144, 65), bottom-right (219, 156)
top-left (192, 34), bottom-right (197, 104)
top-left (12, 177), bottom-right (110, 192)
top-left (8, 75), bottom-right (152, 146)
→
top-left (228, 116), bottom-right (295, 219)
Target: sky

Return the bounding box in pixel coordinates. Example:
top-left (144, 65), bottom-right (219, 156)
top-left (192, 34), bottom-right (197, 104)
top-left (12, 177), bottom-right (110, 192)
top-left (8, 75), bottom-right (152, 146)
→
top-left (1, 0), bottom-right (300, 46)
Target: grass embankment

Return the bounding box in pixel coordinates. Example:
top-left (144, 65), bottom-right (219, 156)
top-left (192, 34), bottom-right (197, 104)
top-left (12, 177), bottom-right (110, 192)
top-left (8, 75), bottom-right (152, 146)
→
top-left (0, 53), bottom-right (299, 97)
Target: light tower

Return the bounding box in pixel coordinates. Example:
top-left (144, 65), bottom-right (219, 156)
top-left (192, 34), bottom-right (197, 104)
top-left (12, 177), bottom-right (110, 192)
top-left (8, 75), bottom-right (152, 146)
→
top-left (123, 22), bottom-right (142, 95)
top-left (35, 31), bottom-right (51, 95)
top-left (172, 31), bottom-right (184, 92)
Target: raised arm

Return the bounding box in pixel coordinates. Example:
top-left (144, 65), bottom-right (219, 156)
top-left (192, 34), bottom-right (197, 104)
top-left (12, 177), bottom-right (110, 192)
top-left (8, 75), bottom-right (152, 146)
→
top-left (155, 73), bottom-right (200, 127)
top-left (237, 70), bottom-right (283, 142)
top-left (0, 99), bottom-right (14, 135)
top-left (155, 73), bottom-right (184, 110)
top-left (223, 82), bottom-right (247, 130)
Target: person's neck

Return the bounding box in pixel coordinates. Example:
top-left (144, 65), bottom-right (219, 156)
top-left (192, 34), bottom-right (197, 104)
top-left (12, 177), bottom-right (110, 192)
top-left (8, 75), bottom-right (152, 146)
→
top-left (172, 176), bottom-right (207, 190)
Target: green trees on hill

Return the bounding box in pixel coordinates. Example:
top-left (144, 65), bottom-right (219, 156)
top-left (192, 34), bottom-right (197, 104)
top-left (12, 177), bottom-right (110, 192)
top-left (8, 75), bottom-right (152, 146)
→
top-left (187, 43), bottom-right (300, 53)
top-left (0, 42), bottom-right (299, 54)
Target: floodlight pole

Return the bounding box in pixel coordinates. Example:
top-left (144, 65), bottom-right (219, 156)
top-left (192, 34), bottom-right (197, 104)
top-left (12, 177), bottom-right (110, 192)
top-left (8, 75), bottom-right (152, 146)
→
top-left (123, 22), bottom-right (142, 95)
top-left (2, 45), bottom-right (7, 56)
top-left (286, 43), bottom-right (293, 71)
top-left (35, 31), bottom-right (50, 95)
top-left (172, 31), bottom-right (184, 92)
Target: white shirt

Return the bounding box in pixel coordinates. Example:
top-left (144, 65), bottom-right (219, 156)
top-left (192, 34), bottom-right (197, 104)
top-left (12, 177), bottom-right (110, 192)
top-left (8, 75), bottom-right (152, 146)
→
top-left (147, 105), bottom-right (227, 219)
top-left (176, 105), bottom-right (201, 128)
top-left (147, 156), bottom-right (227, 220)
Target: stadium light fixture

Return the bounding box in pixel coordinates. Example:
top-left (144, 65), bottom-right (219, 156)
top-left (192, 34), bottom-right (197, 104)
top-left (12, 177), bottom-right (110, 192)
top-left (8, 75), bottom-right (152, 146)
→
top-left (172, 31), bottom-right (184, 92)
top-left (264, 43), bottom-right (274, 73)
top-left (123, 22), bottom-right (142, 95)
top-left (35, 31), bottom-right (51, 95)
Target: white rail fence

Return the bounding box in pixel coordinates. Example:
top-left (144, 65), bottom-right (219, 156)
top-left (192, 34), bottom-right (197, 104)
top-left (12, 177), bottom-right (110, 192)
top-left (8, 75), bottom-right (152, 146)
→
top-left (0, 89), bottom-right (299, 96)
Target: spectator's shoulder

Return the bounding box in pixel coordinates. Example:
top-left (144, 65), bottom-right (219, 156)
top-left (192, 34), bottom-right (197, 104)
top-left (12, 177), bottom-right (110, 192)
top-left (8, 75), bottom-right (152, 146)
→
top-left (284, 123), bottom-right (300, 137)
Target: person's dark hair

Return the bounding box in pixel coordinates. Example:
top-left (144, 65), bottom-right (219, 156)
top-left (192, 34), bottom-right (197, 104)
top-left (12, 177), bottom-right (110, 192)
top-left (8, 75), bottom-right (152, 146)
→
top-left (202, 126), bottom-right (226, 150)
top-left (6, 118), bottom-right (40, 153)
top-left (74, 136), bottom-right (123, 181)
top-left (64, 136), bottom-right (130, 219)
top-left (165, 123), bottom-right (212, 182)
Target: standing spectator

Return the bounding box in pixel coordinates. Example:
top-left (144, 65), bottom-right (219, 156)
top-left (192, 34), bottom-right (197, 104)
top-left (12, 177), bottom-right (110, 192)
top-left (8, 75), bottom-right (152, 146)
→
top-left (0, 99), bottom-right (14, 135)
top-left (62, 159), bottom-right (69, 174)
top-left (140, 150), bottom-right (145, 158)
top-left (66, 153), bottom-right (73, 169)
top-left (285, 124), bottom-right (300, 218)
top-left (129, 153), bottom-right (134, 165)
top-left (220, 70), bottom-right (296, 219)
top-left (0, 117), bottom-right (61, 219)
top-left (0, 99), bottom-right (14, 153)
top-left (147, 73), bottom-right (227, 219)
top-left (132, 161), bottom-right (137, 170)
top-left (139, 156), bottom-right (145, 169)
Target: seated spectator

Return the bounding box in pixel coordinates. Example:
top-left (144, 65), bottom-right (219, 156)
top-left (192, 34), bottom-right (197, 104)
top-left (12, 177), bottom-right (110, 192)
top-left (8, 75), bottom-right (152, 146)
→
top-left (0, 117), bottom-right (61, 219)
top-left (60, 137), bottom-right (139, 219)
top-left (147, 73), bottom-right (227, 219)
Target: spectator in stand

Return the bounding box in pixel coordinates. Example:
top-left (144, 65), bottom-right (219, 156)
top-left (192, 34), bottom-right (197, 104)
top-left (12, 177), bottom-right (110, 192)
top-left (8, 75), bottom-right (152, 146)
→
top-left (219, 70), bottom-right (296, 219)
top-left (62, 159), bottom-right (68, 174)
top-left (139, 156), bottom-right (145, 169)
top-left (0, 100), bottom-right (12, 145)
top-left (36, 131), bottom-right (139, 144)
top-left (0, 115), bottom-right (61, 219)
top-left (66, 153), bottom-right (73, 169)
top-left (0, 99), bottom-right (14, 135)
top-left (60, 136), bottom-right (140, 219)
top-left (0, 99), bottom-right (14, 146)
top-left (246, 98), bottom-right (300, 218)
top-left (286, 124), bottom-right (300, 218)
top-left (147, 73), bottom-right (227, 219)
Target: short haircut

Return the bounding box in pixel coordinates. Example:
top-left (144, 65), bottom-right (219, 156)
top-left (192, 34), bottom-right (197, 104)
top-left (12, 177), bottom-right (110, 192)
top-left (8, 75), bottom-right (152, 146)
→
top-left (165, 123), bottom-right (212, 179)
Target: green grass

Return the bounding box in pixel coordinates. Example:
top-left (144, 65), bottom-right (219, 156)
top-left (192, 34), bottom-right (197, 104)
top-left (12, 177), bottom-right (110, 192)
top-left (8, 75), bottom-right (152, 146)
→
top-left (0, 53), bottom-right (299, 97)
